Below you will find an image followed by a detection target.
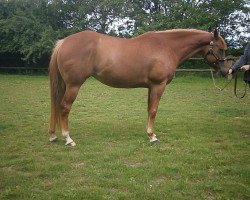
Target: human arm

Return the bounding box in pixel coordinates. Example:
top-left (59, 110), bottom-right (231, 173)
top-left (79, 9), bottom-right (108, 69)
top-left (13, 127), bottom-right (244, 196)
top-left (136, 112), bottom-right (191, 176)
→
top-left (228, 43), bottom-right (250, 74)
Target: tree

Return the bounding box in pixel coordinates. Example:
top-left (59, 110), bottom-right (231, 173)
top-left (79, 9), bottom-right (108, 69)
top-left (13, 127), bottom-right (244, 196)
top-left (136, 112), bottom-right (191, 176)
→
top-left (0, 0), bottom-right (57, 66)
top-left (219, 9), bottom-right (250, 48)
top-left (130, 0), bottom-right (248, 39)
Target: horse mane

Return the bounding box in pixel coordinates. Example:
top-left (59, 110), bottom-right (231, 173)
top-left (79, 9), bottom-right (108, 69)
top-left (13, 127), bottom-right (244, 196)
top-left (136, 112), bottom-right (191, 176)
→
top-left (156, 29), bottom-right (206, 34)
top-left (154, 29), bottom-right (227, 49)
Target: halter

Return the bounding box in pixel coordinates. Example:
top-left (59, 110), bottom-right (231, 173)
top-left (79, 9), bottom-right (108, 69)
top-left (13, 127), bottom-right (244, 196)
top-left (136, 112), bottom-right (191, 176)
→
top-left (206, 34), bottom-right (230, 91)
top-left (204, 37), bottom-right (227, 66)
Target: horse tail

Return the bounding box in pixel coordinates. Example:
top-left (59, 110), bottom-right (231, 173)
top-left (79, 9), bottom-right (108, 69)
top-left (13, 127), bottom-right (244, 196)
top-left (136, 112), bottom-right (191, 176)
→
top-left (49, 39), bottom-right (65, 131)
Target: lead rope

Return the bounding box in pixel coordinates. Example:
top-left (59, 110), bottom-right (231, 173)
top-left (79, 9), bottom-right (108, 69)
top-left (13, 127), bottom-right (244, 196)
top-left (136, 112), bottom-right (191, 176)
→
top-left (234, 69), bottom-right (248, 99)
top-left (210, 68), bottom-right (232, 91)
top-left (210, 67), bottom-right (248, 98)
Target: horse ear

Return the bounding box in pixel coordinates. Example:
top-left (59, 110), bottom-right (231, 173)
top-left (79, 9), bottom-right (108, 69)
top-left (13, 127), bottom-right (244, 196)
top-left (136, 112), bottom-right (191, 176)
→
top-left (213, 29), bottom-right (219, 39)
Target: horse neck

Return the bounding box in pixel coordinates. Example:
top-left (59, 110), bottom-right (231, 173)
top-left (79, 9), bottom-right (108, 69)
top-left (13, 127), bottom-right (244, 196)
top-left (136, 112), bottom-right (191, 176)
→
top-left (162, 31), bottom-right (212, 65)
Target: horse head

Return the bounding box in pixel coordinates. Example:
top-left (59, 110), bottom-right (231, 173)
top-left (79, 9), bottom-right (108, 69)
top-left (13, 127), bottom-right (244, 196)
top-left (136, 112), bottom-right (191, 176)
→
top-left (204, 29), bottom-right (230, 77)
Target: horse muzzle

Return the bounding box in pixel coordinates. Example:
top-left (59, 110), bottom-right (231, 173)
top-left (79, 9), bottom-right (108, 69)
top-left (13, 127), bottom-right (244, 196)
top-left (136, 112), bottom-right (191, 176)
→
top-left (220, 67), bottom-right (230, 77)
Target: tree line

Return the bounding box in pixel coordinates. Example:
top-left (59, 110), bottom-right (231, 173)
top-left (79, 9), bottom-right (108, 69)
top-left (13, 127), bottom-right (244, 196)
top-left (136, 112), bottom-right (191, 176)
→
top-left (0, 0), bottom-right (249, 68)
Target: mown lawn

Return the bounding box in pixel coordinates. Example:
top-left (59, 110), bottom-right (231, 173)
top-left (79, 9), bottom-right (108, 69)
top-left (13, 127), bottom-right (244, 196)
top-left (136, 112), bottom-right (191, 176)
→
top-left (0, 74), bottom-right (249, 199)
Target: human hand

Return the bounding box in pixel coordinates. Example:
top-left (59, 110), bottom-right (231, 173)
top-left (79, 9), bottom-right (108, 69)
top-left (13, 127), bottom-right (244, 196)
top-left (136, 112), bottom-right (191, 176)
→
top-left (240, 65), bottom-right (250, 71)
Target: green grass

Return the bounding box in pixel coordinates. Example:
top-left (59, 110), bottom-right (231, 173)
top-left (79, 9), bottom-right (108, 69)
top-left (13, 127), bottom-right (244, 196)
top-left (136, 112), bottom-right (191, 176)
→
top-left (0, 74), bottom-right (249, 200)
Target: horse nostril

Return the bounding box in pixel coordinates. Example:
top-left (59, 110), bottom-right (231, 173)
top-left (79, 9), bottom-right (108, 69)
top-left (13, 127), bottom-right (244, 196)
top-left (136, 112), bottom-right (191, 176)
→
top-left (220, 68), bottom-right (229, 77)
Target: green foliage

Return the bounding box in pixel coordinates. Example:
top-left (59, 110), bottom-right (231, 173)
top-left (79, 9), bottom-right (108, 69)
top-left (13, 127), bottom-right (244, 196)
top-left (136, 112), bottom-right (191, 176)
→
top-left (0, 0), bottom-right (57, 65)
top-left (0, 13), bottom-right (56, 63)
top-left (131, 0), bottom-right (248, 36)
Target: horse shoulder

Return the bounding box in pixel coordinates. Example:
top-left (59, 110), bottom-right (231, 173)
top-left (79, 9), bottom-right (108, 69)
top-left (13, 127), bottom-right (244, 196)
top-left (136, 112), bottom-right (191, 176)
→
top-left (147, 58), bottom-right (175, 84)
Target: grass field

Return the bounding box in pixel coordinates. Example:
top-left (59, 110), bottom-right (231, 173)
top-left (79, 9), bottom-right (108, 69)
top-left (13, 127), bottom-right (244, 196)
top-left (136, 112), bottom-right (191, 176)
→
top-left (0, 74), bottom-right (249, 199)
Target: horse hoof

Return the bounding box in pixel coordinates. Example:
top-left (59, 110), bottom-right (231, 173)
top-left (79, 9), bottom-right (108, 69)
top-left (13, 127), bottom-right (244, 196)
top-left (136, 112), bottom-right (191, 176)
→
top-left (69, 141), bottom-right (76, 147)
top-left (150, 139), bottom-right (159, 144)
top-left (49, 135), bottom-right (58, 142)
top-left (65, 141), bottom-right (76, 147)
top-left (150, 136), bottom-right (159, 144)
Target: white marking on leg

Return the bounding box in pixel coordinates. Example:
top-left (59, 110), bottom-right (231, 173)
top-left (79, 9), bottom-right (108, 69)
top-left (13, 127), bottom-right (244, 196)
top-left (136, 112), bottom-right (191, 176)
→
top-left (150, 135), bottom-right (158, 143)
top-left (147, 127), bottom-right (158, 143)
top-left (62, 130), bottom-right (76, 146)
top-left (147, 127), bottom-right (152, 134)
top-left (49, 134), bottom-right (58, 142)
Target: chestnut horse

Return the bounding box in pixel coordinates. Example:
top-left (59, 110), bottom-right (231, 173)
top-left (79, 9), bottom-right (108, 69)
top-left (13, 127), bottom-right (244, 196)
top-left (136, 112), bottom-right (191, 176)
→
top-left (49, 29), bottom-right (228, 146)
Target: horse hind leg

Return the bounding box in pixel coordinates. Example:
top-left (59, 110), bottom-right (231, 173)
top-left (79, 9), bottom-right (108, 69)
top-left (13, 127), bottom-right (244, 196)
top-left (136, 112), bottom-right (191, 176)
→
top-left (49, 116), bottom-right (58, 142)
top-left (49, 96), bottom-right (59, 142)
top-left (60, 84), bottom-right (81, 146)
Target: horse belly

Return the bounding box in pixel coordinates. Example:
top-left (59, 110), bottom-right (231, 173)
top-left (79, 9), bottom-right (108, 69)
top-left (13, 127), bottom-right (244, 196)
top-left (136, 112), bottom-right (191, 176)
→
top-left (93, 66), bottom-right (148, 88)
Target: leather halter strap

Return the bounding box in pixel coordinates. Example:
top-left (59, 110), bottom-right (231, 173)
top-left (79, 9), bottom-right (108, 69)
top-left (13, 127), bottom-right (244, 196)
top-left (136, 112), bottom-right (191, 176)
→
top-left (204, 35), bottom-right (227, 66)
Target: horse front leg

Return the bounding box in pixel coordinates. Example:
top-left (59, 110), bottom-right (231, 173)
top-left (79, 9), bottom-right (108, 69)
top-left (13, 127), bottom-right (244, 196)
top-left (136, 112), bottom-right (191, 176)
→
top-left (147, 83), bottom-right (166, 143)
